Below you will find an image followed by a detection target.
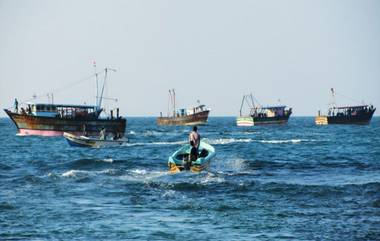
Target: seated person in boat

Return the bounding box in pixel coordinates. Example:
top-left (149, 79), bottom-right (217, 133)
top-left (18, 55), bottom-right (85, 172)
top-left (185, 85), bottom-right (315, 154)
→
top-left (112, 131), bottom-right (122, 140)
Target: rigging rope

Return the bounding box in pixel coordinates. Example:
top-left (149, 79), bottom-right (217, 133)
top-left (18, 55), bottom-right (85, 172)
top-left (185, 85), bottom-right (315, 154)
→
top-left (13, 70), bottom-right (107, 108)
top-left (334, 91), bottom-right (364, 105)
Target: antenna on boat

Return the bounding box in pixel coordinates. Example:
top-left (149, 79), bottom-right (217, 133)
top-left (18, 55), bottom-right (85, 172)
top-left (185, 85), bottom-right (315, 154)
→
top-left (93, 60), bottom-right (99, 109)
top-left (330, 88), bottom-right (336, 108)
top-left (173, 89), bottom-right (176, 117)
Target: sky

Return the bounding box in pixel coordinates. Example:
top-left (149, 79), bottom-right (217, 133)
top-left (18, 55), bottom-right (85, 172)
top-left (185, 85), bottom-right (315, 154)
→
top-left (0, 0), bottom-right (379, 117)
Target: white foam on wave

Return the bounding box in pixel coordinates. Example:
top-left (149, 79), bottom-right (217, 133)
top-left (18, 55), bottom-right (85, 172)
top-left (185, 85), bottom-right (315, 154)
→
top-left (129, 130), bottom-right (136, 135)
top-left (100, 158), bottom-right (114, 163)
top-left (258, 139), bottom-right (320, 144)
top-left (205, 138), bottom-right (253, 145)
top-left (130, 169), bottom-right (147, 175)
top-left (62, 170), bottom-right (82, 177)
top-left (120, 169), bottom-right (168, 182)
top-left (162, 190), bottom-right (177, 198)
top-left (61, 169), bottom-right (116, 177)
top-left (200, 172), bottom-right (225, 184)
top-left (240, 131), bottom-right (260, 135)
top-left (125, 140), bottom-right (187, 147)
top-left (260, 139), bottom-right (302, 144)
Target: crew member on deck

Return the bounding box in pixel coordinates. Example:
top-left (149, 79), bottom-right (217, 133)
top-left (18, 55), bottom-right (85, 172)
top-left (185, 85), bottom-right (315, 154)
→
top-left (14, 98), bottom-right (18, 113)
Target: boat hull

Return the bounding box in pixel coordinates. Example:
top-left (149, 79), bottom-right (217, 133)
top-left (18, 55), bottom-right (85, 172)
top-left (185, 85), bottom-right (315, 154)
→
top-left (4, 109), bottom-right (126, 136)
top-left (315, 109), bottom-right (375, 125)
top-left (157, 110), bottom-right (209, 126)
top-left (63, 132), bottom-right (126, 148)
top-left (236, 114), bottom-right (291, 126)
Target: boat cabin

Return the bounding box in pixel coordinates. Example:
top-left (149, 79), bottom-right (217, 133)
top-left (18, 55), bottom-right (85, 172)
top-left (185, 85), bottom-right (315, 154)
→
top-left (250, 105), bottom-right (291, 118)
top-left (328, 105), bottom-right (374, 117)
top-left (174, 105), bottom-right (208, 117)
top-left (186, 105), bottom-right (207, 115)
top-left (24, 103), bottom-right (100, 118)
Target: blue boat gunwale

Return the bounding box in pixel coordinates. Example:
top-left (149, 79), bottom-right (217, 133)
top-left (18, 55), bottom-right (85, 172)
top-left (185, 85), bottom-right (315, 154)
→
top-left (168, 141), bottom-right (216, 166)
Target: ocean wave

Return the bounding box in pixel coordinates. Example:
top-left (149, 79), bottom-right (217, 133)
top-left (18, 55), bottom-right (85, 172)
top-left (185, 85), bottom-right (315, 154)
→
top-left (65, 158), bottom-right (118, 169)
top-left (125, 140), bottom-right (187, 147)
top-left (258, 139), bottom-right (320, 144)
top-left (0, 202), bottom-right (15, 210)
top-left (99, 158), bottom-right (114, 163)
top-left (200, 172), bottom-right (226, 184)
top-left (204, 138), bottom-right (253, 145)
top-left (260, 139), bottom-right (301, 144)
top-left (61, 169), bottom-right (116, 177)
top-left (142, 130), bottom-right (183, 137)
top-left (201, 138), bottom-right (316, 145)
top-left (0, 163), bottom-right (12, 170)
top-left (119, 169), bottom-right (168, 182)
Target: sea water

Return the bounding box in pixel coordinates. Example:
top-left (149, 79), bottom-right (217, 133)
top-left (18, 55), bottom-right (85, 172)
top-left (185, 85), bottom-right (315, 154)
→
top-left (0, 117), bottom-right (379, 240)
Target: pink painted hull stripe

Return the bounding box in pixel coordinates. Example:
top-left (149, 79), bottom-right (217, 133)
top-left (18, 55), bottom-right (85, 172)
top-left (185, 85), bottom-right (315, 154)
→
top-left (18, 129), bottom-right (81, 136)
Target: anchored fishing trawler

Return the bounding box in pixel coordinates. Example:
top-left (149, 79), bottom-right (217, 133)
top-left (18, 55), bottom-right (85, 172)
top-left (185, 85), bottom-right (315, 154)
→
top-left (315, 88), bottom-right (376, 125)
top-left (4, 67), bottom-right (126, 136)
top-left (236, 94), bottom-right (292, 126)
top-left (157, 89), bottom-right (210, 126)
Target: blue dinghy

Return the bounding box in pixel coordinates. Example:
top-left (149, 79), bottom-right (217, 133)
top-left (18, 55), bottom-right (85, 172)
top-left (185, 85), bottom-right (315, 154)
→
top-left (168, 141), bottom-right (216, 173)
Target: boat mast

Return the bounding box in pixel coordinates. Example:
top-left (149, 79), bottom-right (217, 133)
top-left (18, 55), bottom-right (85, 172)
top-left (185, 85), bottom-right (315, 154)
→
top-left (168, 89), bottom-right (173, 117)
top-left (93, 61), bottom-right (99, 110)
top-left (173, 89), bottom-right (176, 117)
top-left (239, 95), bottom-right (245, 116)
top-left (330, 88), bottom-right (336, 108)
top-left (98, 67), bottom-right (116, 111)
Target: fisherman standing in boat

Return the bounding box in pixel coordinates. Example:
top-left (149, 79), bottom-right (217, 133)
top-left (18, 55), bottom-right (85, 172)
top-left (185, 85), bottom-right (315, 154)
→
top-left (82, 124), bottom-right (87, 136)
top-left (189, 126), bottom-right (200, 150)
top-left (100, 127), bottom-right (106, 140)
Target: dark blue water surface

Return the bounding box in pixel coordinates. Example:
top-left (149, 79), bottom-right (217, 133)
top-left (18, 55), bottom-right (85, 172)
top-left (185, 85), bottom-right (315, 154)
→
top-left (1, 117), bottom-right (379, 240)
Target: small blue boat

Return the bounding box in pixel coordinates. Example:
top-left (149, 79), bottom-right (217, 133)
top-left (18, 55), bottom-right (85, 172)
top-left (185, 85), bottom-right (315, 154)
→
top-left (168, 141), bottom-right (216, 173)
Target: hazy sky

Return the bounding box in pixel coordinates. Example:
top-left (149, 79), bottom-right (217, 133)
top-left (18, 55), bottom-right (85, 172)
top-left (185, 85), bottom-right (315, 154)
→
top-left (0, 0), bottom-right (379, 116)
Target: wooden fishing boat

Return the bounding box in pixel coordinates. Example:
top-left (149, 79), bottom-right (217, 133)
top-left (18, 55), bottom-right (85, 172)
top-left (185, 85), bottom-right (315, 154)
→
top-left (157, 89), bottom-right (210, 126)
top-left (236, 94), bottom-right (292, 126)
top-left (315, 88), bottom-right (376, 125)
top-left (168, 141), bottom-right (216, 173)
top-left (63, 132), bottom-right (127, 148)
top-left (4, 67), bottom-right (127, 136)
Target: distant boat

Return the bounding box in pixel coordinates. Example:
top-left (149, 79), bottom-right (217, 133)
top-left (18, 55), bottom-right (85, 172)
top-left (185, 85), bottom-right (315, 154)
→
top-left (63, 132), bottom-right (127, 148)
top-left (236, 94), bottom-right (292, 126)
top-left (157, 89), bottom-right (210, 126)
top-left (315, 88), bottom-right (376, 125)
top-left (168, 141), bottom-right (216, 173)
top-left (4, 67), bottom-right (127, 136)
